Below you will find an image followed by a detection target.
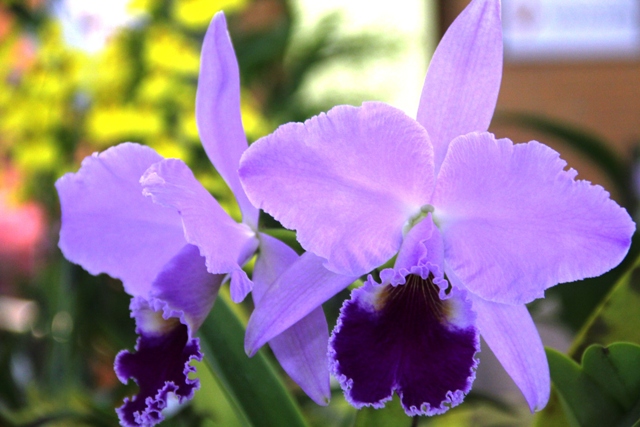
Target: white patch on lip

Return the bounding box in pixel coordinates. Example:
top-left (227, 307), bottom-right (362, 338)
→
top-left (137, 308), bottom-right (180, 335)
top-left (441, 288), bottom-right (476, 331)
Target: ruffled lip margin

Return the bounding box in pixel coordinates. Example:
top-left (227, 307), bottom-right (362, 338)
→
top-left (114, 297), bottom-right (203, 427)
top-left (328, 263), bottom-right (480, 416)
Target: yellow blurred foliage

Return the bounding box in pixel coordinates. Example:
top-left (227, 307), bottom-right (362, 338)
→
top-left (147, 137), bottom-right (191, 163)
top-left (87, 106), bottom-right (163, 146)
top-left (0, 0), bottom-right (275, 212)
top-left (173, 0), bottom-right (248, 29)
top-left (196, 170), bottom-right (242, 221)
top-left (145, 26), bottom-right (201, 75)
top-left (13, 139), bottom-right (61, 173)
top-left (240, 93), bottom-right (272, 141)
top-left (90, 36), bottom-right (134, 102)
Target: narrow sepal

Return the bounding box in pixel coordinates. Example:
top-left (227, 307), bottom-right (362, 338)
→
top-left (254, 233), bottom-right (331, 405)
top-left (417, 0), bottom-right (503, 173)
top-left (197, 12), bottom-right (259, 228)
top-left (245, 252), bottom-right (357, 355)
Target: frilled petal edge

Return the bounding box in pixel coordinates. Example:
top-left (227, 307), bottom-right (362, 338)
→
top-left (115, 297), bottom-right (202, 427)
top-left (240, 102), bottom-right (434, 277)
top-left (56, 143), bottom-right (186, 297)
top-left (433, 133), bottom-right (635, 304)
top-left (330, 264), bottom-right (479, 416)
top-left (114, 244), bottom-right (221, 426)
top-left (141, 158), bottom-right (258, 302)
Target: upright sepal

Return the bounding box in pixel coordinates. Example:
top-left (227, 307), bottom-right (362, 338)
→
top-left (197, 12), bottom-right (259, 228)
top-left (417, 0), bottom-right (503, 173)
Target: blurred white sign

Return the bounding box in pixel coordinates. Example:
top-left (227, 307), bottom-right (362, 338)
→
top-left (503, 0), bottom-right (640, 60)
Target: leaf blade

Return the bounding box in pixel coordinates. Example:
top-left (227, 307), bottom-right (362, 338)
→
top-left (198, 293), bottom-right (309, 427)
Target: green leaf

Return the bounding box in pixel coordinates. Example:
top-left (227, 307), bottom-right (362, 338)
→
top-left (353, 397), bottom-right (410, 427)
top-left (496, 112), bottom-right (631, 206)
top-left (261, 228), bottom-right (304, 255)
top-left (570, 255), bottom-right (640, 359)
top-left (545, 343), bottom-right (640, 427)
top-left (198, 292), bottom-right (309, 427)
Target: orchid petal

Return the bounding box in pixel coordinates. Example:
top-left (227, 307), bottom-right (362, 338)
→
top-left (240, 102), bottom-right (434, 276)
top-left (115, 298), bottom-right (202, 427)
top-left (149, 244), bottom-right (223, 334)
top-left (433, 133), bottom-right (635, 304)
top-left (254, 233), bottom-right (331, 406)
top-left (197, 12), bottom-right (258, 228)
top-left (115, 245), bottom-right (220, 426)
top-left (141, 158), bottom-right (258, 302)
top-left (417, 0), bottom-right (502, 173)
top-left (56, 143), bottom-right (185, 297)
top-left (330, 267), bottom-right (478, 416)
top-left (245, 252), bottom-right (358, 355)
top-left (469, 294), bottom-right (550, 412)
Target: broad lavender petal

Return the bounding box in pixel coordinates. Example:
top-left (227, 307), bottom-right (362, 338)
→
top-left (197, 12), bottom-right (259, 228)
top-left (433, 132), bottom-right (635, 305)
top-left (150, 244), bottom-right (223, 333)
top-left (254, 233), bottom-right (330, 405)
top-left (245, 251), bottom-right (358, 356)
top-left (115, 298), bottom-right (202, 427)
top-left (469, 294), bottom-right (550, 412)
top-left (240, 102), bottom-right (435, 276)
top-left (417, 0), bottom-right (502, 173)
top-left (330, 266), bottom-right (479, 416)
top-left (56, 143), bottom-right (186, 297)
top-left (141, 158), bottom-right (258, 302)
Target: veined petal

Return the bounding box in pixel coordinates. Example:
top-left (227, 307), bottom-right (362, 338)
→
top-left (141, 158), bottom-right (258, 302)
top-left (56, 143), bottom-right (185, 297)
top-left (197, 12), bottom-right (258, 228)
top-left (245, 252), bottom-right (358, 356)
top-left (433, 133), bottom-right (635, 305)
top-left (469, 294), bottom-right (550, 412)
top-left (115, 298), bottom-right (202, 427)
top-left (240, 102), bottom-right (434, 276)
top-left (417, 0), bottom-right (502, 173)
top-left (330, 265), bottom-right (478, 416)
top-left (254, 233), bottom-right (331, 406)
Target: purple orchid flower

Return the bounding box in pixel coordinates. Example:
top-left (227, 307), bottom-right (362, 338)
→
top-left (238, 0), bottom-right (635, 417)
top-left (56, 12), bottom-right (330, 427)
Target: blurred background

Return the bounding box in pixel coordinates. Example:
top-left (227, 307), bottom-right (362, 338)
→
top-left (0, 0), bottom-right (638, 426)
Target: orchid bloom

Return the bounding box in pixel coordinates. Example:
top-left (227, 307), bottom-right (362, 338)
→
top-left (56, 12), bottom-right (330, 427)
top-left (238, 0), bottom-right (635, 416)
